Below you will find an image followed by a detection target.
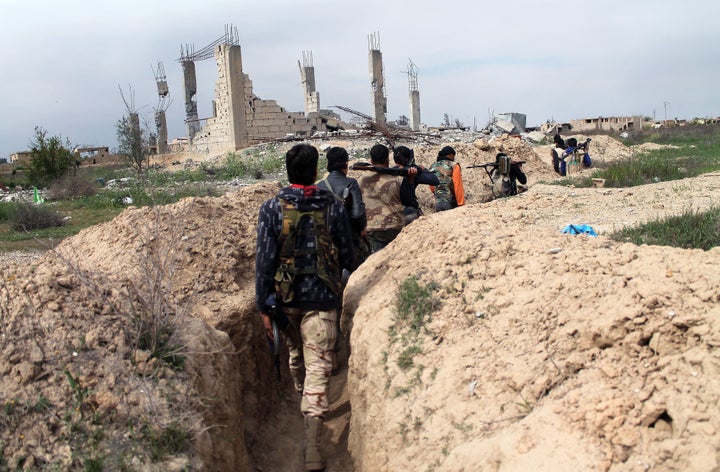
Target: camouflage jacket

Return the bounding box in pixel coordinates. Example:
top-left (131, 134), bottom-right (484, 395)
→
top-left (357, 172), bottom-right (405, 232)
top-left (255, 186), bottom-right (355, 312)
top-left (429, 159), bottom-right (455, 205)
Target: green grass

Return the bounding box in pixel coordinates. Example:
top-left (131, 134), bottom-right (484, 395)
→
top-left (0, 148), bottom-right (286, 251)
top-left (0, 182), bottom-right (221, 250)
top-left (142, 422), bottom-right (190, 462)
top-left (395, 275), bottom-right (439, 336)
top-left (610, 207), bottom-right (720, 250)
top-left (211, 146), bottom-right (286, 180)
top-left (388, 275), bottom-right (440, 372)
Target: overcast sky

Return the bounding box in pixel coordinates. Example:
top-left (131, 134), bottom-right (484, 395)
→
top-left (1, 0), bottom-right (718, 159)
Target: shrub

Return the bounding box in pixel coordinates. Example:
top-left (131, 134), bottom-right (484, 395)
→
top-left (26, 126), bottom-right (77, 187)
top-left (48, 174), bottom-right (99, 200)
top-left (9, 202), bottom-right (66, 231)
top-left (0, 202), bottom-right (12, 222)
top-left (116, 113), bottom-right (152, 175)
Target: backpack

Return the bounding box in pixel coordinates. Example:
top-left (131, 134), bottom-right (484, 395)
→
top-left (317, 176), bottom-right (369, 265)
top-left (491, 170), bottom-right (515, 198)
top-left (274, 199), bottom-right (341, 303)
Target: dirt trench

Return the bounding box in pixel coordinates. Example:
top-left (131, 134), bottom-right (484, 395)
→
top-left (248, 342), bottom-right (354, 471)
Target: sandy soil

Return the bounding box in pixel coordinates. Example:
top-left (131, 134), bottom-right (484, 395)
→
top-left (1, 134), bottom-right (719, 471)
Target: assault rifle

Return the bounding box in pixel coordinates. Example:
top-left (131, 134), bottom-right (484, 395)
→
top-left (350, 161), bottom-right (415, 176)
top-left (467, 159), bottom-right (525, 180)
top-left (263, 293), bottom-right (294, 382)
top-left (466, 159), bottom-right (526, 170)
top-left (466, 162), bottom-right (498, 170)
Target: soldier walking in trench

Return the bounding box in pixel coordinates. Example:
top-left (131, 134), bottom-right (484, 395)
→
top-left (255, 143), bottom-right (355, 471)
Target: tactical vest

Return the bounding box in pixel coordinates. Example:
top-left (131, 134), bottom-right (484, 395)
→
top-left (429, 160), bottom-right (454, 205)
top-left (274, 199), bottom-right (341, 303)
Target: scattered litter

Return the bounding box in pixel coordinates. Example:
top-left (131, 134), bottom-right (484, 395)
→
top-left (548, 247), bottom-right (562, 254)
top-left (562, 224), bottom-right (597, 236)
top-left (33, 186), bottom-right (45, 204)
top-left (468, 380), bottom-right (477, 396)
top-left (475, 311), bottom-right (486, 319)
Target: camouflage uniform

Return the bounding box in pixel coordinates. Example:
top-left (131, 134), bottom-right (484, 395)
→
top-left (358, 172), bottom-right (405, 252)
top-left (255, 186), bottom-right (354, 418)
top-left (429, 159), bottom-right (455, 211)
top-left (283, 307), bottom-right (337, 416)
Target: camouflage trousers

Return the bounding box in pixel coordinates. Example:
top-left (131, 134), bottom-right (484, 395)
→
top-left (282, 307), bottom-right (337, 417)
top-left (367, 229), bottom-right (401, 254)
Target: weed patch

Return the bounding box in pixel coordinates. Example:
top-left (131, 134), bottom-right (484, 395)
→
top-left (610, 206), bottom-right (720, 250)
top-left (387, 275), bottom-right (440, 391)
top-left (142, 422), bottom-right (191, 462)
top-left (394, 275), bottom-right (439, 337)
top-left (48, 174), bottom-right (99, 200)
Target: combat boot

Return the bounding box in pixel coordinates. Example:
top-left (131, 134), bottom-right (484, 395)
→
top-left (304, 415), bottom-right (325, 471)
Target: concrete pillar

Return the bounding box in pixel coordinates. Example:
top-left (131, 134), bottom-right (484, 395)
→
top-left (299, 51), bottom-right (320, 115)
top-left (155, 110), bottom-right (168, 154)
top-left (410, 90), bottom-right (421, 132)
top-left (181, 60), bottom-right (201, 141)
top-left (302, 67), bottom-right (320, 114)
top-left (223, 44), bottom-right (248, 150)
top-left (368, 49), bottom-right (387, 126)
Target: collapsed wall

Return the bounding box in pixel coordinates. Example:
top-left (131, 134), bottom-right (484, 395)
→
top-left (188, 44), bottom-right (339, 155)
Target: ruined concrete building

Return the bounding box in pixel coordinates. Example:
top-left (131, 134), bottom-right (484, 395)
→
top-left (542, 115), bottom-right (645, 135)
top-left (177, 26), bottom-right (344, 155)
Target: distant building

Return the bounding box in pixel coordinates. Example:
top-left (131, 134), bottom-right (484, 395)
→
top-left (74, 146), bottom-right (116, 165)
top-left (541, 115), bottom-right (644, 135)
top-left (571, 116), bottom-right (644, 132)
top-left (9, 151), bottom-right (31, 166)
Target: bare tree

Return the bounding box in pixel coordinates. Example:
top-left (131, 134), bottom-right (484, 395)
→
top-left (116, 85), bottom-right (152, 175)
top-left (442, 113), bottom-right (451, 128)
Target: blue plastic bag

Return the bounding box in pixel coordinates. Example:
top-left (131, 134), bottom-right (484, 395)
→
top-left (562, 224), bottom-right (597, 236)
